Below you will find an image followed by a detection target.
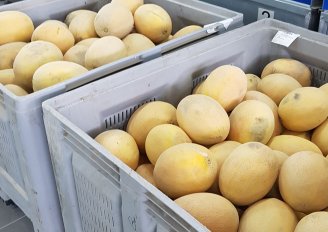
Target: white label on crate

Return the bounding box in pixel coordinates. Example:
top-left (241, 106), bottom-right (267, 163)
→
top-left (271, 31), bottom-right (300, 47)
top-left (258, 8), bottom-right (275, 20)
top-left (204, 18), bottom-right (233, 33)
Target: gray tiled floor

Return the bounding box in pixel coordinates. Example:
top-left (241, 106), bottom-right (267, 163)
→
top-left (0, 199), bottom-right (34, 232)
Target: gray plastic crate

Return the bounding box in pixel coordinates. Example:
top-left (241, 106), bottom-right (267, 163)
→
top-left (0, 0), bottom-right (242, 231)
top-left (201, 0), bottom-right (311, 28)
top-left (319, 11), bottom-right (328, 34)
top-left (43, 19), bottom-right (328, 232)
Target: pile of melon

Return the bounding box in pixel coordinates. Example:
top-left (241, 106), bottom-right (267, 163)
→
top-left (95, 58), bottom-right (328, 232)
top-left (0, 1), bottom-right (202, 95)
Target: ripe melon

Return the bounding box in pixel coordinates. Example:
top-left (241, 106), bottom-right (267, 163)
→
top-left (145, 124), bottom-right (191, 165)
top-left (76, 38), bottom-right (99, 47)
top-left (239, 198), bottom-right (298, 232)
top-left (135, 163), bottom-right (155, 186)
top-left (69, 11), bottom-right (98, 42)
top-left (126, 101), bottom-right (177, 152)
top-left (134, 4), bottom-right (172, 43)
top-left (243, 91), bottom-right (282, 137)
top-left (13, 41), bottom-right (63, 92)
top-left (209, 141), bottom-right (241, 175)
top-left (0, 69), bottom-right (15, 85)
top-left (278, 87), bottom-right (328, 131)
top-left (228, 100), bottom-right (275, 144)
top-left (197, 65), bottom-right (247, 112)
top-left (207, 141), bottom-right (240, 194)
top-left (94, 3), bottom-right (134, 39)
top-left (111, 0), bottom-right (144, 14)
top-left (32, 61), bottom-right (88, 91)
top-left (320, 83), bottom-right (328, 96)
top-left (175, 193), bottom-right (239, 232)
top-left (176, 94), bottom-right (230, 146)
top-left (64, 45), bottom-right (88, 67)
top-left (261, 58), bottom-right (312, 86)
top-left (257, 73), bottom-right (302, 105)
top-left (0, 11), bottom-right (34, 45)
top-left (219, 142), bottom-right (278, 206)
top-left (172, 25), bottom-right (202, 39)
top-left (294, 212), bottom-right (328, 232)
top-left (0, 42), bottom-right (26, 70)
top-left (123, 33), bottom-right (155, 56)
top-left (246, 74), bottom-right (261, 91)
top-left (312, 119), bottom-right (328, 156)
top-left (84, 36), bottom-right (127, 70)
top-left (5, 84), bottom-right (28, 96)
top-left (95, 129), bottom-right (139, 170)
top-left (32, 20), bottom-right (75, 54)
top-left (282, 130), bottom-right (311, 140)
top-left (279, 151), bottom-right (328, 213)
top-left (64, 9), bottom-right (95, 26)
top-left (192, 81), bottom-right (204, 94)
top-left (268, 135), bottom-right (322, 155)
top-left (153, 143), bottom-right (217, 198)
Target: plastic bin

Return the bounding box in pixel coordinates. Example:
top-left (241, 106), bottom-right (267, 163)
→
top-left (200, 0), bottom-right (311, 28)
top-left (43, 19), bottom-right (328, 232)
top-left (0, 0), bottom-right (242, 231)
top-left (319, 11), bottom-right (328, 34)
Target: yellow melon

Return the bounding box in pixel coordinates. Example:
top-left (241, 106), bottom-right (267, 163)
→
top-left (69, 11), bottom-right (98, 42)
top-left (64, 45), bottom-right (88, 67)
top-left (295, 212), bottom-right (328, 232)
top-left (95, 129), bottom-right (139, 170)
top-left (0, 11), bottom-right (34, 45)
top-left (136, 163), bottom-right (155, 186)
top-left (197, 65), bottom-right (247, 112)
top-left (243, 91), bottom-right (282, 137)
top-left (64, 9), bottom-right (95, 26)
top-left (76, 38), bottom-right (99, 47)
top-left (279, 151), bottom-right (328, 213)
top-left (5, 84), bottom-right (28, 96)
top-left (239, 198), bottom-right (298, 232)
top-left (94, 3), bottom-right (134, 39)
top-left (84, 36), bottom-right (127, 70)
top-left (32, 61), bottom-right (88, 91)
top-left (0, 69), bottom-right (15, 85)
top-left (111, 0), bottom-right (144, 14)
top-left (228, 100), bottom-right (275, 144)
top-left (192, 81), bottom-right (204, 94)
top-left (246, 74), bottom-right (261, 91)
top-left (320, 83), bottom-right (328, 96)
top-left (261, 58), bottom-right (312, 86)
top-left (219, 142), bottom-right (278, 206)
top-left (175, 193), bottom-right (239, 232)
top-left (123, 33), bottom-right (155, 56)
top-left (0, 42), bottom-right (26, 70)
top-left (279, 87), bottom-right (328, 131)
top-left (207, 141), bottom-right (240, 194)
top-left (282, 130), bottom-right (311, 140)
top-left (268, 135), bottom-right (322, 155)
top-left (126, 101), bottom-right (177, 153)
top-left (258, 73), bottom-right (302, 105)
top-left (145, 124), bottom-right (191, 165)
top-left (32, 20), bottom-right (75, 54)
top-left (134, 4), bottom-right (172, 43)
top-left (13, 41), bottom-right (63, 92)
top-left (172, 25), bottom-right (202, 39)
top-left (153, 143), bottom-right (217, 198)
top-left (176, 94), bottom-right (230, 146)
top-left (312, 119), bottom-right (328, 156)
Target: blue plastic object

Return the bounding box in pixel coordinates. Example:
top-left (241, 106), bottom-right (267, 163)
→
top-left (292, 0), bottom-right (311, 4)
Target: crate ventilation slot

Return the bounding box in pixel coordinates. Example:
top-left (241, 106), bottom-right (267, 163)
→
top-left (105, 97), bottom-right (157, 130)
top-left (309, 65), bottom-right (328, 87)
top-left (192, 73), bottom-right (210, 90)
